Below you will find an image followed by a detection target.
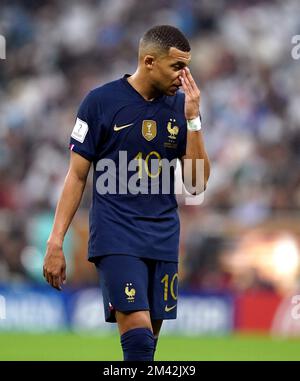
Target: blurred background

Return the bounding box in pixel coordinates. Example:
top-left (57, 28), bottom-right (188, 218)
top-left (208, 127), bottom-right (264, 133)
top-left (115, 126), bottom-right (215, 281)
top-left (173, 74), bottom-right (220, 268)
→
top-left (1, 0), bottom-right (300, 360)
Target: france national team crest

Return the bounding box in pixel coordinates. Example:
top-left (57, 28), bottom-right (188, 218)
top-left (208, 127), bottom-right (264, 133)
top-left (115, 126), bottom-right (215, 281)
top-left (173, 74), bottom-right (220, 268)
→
top-left (164, 118), bottom-right (179, 149)
top-left (167, 119), bottom-right (179, 140)
top-left (125, 283), bottom-right (136, 303)
top-left (142, 120), bottom-right (157, 141)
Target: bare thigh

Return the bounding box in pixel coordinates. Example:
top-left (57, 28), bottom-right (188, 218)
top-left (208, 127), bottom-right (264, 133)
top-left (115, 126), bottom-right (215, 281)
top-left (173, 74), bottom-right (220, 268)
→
top-left (116, 310), bottom-right (163, 338)
top-left (116, 310), bottom-right (152, 336)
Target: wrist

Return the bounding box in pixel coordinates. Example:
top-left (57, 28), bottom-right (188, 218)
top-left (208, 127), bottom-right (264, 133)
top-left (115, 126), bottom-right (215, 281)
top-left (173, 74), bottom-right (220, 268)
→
top-left (187, 113), bottom-right (199, 120)
top-left (47, 236), bottom-right (64, 250)
top-left (187, 115), bottom-right (202, 131)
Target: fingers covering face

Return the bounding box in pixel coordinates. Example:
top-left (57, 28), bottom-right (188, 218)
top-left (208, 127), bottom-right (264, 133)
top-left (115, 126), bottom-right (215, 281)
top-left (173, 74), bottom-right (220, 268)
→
top-left (180, 70), bottom-right (192, 95)
top-left (184, 67), bottom-right (198, 92)
top-left (180, 68), bottom-right (201, 103)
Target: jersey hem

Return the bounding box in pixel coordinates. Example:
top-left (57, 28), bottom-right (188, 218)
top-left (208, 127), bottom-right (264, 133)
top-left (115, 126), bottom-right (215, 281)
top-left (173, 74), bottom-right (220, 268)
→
top-left (88, 251), bottom-right (179, 263)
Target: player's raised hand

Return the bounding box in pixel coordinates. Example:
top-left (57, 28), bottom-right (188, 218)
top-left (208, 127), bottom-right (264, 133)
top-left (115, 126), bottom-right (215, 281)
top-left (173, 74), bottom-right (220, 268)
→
top-left (43, 242), bottom-right (66, 291)
top-left (180, 67), bottom-right (201, 121)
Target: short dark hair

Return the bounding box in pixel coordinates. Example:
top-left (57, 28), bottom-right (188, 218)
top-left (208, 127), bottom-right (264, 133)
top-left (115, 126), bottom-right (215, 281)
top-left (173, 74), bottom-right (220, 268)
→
top-left (140, 25), bottom-right (190, 54)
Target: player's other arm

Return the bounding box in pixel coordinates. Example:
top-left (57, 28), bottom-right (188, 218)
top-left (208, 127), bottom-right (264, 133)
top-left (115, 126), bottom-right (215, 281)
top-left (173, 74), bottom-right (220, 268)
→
top-left (43, 151), bottom-right (91, 290)
top-left (181, 130), bottom-right (210, 195)
top-left (180, 67), bottom-right (210, 195)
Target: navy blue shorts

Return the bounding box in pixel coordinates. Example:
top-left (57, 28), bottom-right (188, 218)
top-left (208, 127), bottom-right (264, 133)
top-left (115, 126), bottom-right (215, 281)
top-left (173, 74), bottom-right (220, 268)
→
top-left (94, 255), bottom-right (178, 323)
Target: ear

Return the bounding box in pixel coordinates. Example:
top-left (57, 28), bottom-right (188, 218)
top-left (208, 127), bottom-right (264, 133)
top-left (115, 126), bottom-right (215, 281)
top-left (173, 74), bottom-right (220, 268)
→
top-left (144, 55), bottom-right (155, 70)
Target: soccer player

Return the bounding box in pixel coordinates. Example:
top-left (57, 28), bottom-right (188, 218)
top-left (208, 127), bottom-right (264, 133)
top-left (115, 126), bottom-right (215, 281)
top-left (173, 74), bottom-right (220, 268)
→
top-left (43, 25), bottom-right (210, 361)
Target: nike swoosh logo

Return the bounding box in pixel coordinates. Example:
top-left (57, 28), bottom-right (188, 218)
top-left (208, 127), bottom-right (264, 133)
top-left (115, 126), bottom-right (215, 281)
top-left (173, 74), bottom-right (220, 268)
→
top-left (113, 123), bottom-right (134, 131)
top-left (165, 304), bottom-right (177, 312)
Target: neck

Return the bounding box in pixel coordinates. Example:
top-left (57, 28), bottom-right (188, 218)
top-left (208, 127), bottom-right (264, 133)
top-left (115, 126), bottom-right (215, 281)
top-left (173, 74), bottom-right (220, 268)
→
top-left (127, 69), bottom-right (161, 101)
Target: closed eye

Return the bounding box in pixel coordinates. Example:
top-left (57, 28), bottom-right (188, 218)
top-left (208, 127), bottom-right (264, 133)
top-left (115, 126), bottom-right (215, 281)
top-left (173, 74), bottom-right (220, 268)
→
top-left (171, 63), bottom-right (187, 71)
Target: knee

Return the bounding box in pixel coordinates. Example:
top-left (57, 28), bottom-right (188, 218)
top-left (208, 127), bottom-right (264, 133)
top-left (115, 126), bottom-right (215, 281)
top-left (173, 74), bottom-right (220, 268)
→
top-left (121, 327), bottom-right (155, 361)
top-left (116, 310), bottom-right (152, 335)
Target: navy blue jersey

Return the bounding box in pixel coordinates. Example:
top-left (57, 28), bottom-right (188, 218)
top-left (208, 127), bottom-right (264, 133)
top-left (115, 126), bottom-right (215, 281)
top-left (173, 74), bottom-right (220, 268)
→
top-left (69, 75), bottom-right (187, 262)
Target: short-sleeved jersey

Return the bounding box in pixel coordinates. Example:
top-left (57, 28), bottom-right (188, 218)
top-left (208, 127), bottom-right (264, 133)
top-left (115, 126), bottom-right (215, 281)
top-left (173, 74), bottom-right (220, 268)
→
top-left (69, 75), bottom-right (187, 263)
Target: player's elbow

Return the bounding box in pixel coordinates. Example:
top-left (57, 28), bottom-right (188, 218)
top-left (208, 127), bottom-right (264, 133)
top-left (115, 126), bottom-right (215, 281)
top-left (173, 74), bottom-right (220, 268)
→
top-left (184, 184), bottom-right (207, 196)
top-left (181, 155), bottom-right (210, 195)
top-left (182, 171), bottom-right (210, 195)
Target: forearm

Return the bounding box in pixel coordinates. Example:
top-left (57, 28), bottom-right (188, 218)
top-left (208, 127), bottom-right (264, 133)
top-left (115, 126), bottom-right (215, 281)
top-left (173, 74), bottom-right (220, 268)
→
top-left (183, 130), bottom-right (210, 192)
top-left (48, 170), bottom-right (87, 247)
top-left (180, 67), bottom-right (210, 193)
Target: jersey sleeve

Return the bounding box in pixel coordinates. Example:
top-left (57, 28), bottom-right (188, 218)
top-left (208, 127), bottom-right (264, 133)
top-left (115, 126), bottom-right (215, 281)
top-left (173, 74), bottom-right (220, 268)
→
top-left (69, 91), bottom-right (103, 162)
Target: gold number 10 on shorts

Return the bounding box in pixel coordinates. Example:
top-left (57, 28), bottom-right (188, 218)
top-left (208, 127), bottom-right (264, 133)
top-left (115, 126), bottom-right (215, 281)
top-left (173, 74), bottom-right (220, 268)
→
top-left (161, 273), bottom-right (178, 301)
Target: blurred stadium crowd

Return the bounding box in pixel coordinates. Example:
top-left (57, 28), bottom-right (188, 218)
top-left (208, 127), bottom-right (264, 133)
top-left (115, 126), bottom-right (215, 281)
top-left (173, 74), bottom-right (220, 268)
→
top-left (0, 0), bottom-right (300, 293)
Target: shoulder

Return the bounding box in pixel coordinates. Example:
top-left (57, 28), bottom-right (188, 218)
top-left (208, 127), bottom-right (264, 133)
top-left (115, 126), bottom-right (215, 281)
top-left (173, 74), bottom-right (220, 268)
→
top-left (78, 79), bottom-right (123, 115)
top-left (90, 78), bottom-right (121, 94)
top-left (88, 79), bottom-right (123, 100)
top-left (80, 78), bottom-right (125, 114)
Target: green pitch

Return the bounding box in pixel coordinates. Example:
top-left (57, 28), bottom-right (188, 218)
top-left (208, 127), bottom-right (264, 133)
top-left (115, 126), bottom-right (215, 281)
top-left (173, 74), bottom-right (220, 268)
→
top-left (0, 332), bottom-right (300, 361)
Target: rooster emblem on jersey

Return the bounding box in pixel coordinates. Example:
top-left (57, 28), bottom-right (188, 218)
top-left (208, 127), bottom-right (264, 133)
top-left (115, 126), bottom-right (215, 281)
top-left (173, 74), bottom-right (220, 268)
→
top-left (167, 119), bottom-right (179, 139)
top-left (125, 283), bottom-right (136, 302)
